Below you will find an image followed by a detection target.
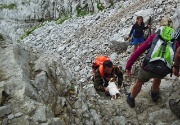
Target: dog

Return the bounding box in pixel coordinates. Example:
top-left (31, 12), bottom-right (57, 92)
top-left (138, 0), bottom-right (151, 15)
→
top-left (107, 77), bottom-right (121, 100)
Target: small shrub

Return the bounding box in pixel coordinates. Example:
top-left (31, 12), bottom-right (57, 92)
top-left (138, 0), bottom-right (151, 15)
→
top-left (56, 17), bottom-right (69, 24)
top-left (0, 3), bottom-right (16, 10)
top-left (76, 7), bottom-right (89, 17)
top-left (18, 23), bottom-right (44, 42)
top-left (97, 2), bottom-right (104, 11)
top-left (37, 18), bottom-right (45, 22)
top-left (0, 34), bottom-right (4, 41)
top-left (88, 106), bottom-right (93, 110)
top-left (8, 4), bottom-right (16, 9)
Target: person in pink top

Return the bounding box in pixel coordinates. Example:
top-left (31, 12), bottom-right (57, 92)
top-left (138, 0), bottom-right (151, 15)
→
top-left (172, 45), bottom-right (180, 77)
top-left (125, 17), bottom-right (179, 108)
top-left (169, 37), bottom-right (180, 118)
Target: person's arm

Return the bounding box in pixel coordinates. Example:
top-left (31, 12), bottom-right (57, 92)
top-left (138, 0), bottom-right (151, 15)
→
top-left (125, 34), bottom-right (155, 75)
top-left (114, 67), bottom-right (123, 86)
top-left (129, 25), bottom-right (135, 38)
top-left (173, 46), bottom-right (180, 76)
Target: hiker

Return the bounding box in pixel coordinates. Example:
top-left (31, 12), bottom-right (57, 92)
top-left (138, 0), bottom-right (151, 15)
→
top-left (172, 39), bottom-right (180, 77)
top-left (92, 56), bottom-right (123, 96)
top-left (125, 17), bottom-right (179, 108)
top-left (128, 16), bottom-right (150, 52)
top-left (169, 43), bottom-right (180, 118)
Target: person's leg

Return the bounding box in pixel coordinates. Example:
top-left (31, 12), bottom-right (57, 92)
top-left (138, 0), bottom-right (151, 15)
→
top-left (130, 79), bottom-right (144, 99)
top-left (94, 82), bottom-right (104, 92)
top-left (151, 78), bottom-right (161, 102)
top-left (138, 42), bottom-right (143, 48)
top-left (131, 38), bottom-right (138, 52)
top-left (152, 78), bottom-right (161, 92)
top-left (133, 44), bottom-right (138, 52)
top-left (137, 36), bottom-right (145, 48)
top-left (127, 79), bottom-right (144, 107)
top-left (127, 67), bottom-right (152, 107)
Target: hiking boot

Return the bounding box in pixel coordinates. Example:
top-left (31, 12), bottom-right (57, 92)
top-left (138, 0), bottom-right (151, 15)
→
top-left (94, 85), bottom-right (104, 92)
top-left (169, 99), bottom-right (180, 118)
top-left (127, 93), bottom-right (135, 108)
top-left (150, 90), bottom-right (160, 102)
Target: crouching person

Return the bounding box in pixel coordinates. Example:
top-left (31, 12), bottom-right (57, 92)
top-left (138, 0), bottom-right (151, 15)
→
top-left (93, 59), bottom-right (123, 96)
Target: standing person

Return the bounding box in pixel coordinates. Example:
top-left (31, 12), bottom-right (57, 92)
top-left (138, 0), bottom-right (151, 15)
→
top-left (125, 17), bottom-right (177, 108)
top-left (169, 37), bottom-right (180, 118)
top-left (172, 44), bottom-right (180, 77)
top-left (128, 16), bottom-right (149, 52)
top-left (92, 56), bottom-right (123, 96)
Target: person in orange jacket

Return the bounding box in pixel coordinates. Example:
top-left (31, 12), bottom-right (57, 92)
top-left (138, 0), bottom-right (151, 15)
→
top-left (92, 56), bottom-right (123, 95)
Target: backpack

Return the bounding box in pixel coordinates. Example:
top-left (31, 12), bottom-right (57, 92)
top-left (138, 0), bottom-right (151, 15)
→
top-left (143, 26), bottom-right (175, 76)
top-left (92, 56), bottom-right (110, 77)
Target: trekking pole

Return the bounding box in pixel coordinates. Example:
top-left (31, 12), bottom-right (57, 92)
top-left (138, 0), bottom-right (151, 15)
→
top-left (145, 16), bottom-right (152, 40)
top-left (122, 82), bottom-right (129, 95)
top-left (174, 28), bottom-right (180, 40)
top-left (148, 16), bottom-right (152, 36)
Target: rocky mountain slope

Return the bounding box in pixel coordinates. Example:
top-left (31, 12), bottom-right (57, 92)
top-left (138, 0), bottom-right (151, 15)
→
top-left (0, 0), bottom-right (180, 125)
top-left (0, 0), bottom-right (121, 42)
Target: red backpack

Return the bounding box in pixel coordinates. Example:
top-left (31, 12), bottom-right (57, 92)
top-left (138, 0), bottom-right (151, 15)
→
top-left (92, 56), bottom-right (110, 77)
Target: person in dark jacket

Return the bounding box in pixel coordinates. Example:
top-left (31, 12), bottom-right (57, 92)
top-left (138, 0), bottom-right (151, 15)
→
top-left (93, 60), bottom-right (123, 95)
top-left (128, 16), bottom-right (149, 52)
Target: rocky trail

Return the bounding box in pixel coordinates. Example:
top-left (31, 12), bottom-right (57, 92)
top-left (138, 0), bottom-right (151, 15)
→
top-left (0, 0), bottom-right (180, 124)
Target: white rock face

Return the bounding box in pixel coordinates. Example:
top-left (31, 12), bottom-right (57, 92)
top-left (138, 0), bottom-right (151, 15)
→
top-left (134, 8), bottom-right (154, 23)
top-left (0, 0), bottom-right (120, 42)
top-left (171, 6), bottom-right (180, 31)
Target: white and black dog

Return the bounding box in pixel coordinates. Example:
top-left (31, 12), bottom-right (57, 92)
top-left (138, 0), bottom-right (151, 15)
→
top-left (107, 77), bottom-right (121, 100)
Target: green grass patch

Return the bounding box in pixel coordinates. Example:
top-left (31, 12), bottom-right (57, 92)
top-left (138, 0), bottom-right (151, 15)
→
top-left (76, 6), bottom-right (94, 17)
top-left (97, 2), bottom-right (104, 11)
top-left (0, 34), bottom-right (4, 41)
top-left (56, 17), bottom-right (70, 24)
top-left (18, 23), bottom-right (44, 42)
top-left (0, 3), bottom-right (16, 10)
top-left (88, 106), bottom-right (94, 111)
top-left (109, 1), bottom-right (114, 7)
top-left (76, 7), bottom-right (88, 17)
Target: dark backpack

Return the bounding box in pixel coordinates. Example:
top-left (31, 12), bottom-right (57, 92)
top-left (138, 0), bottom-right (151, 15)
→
top-left (143, 26), bottom-right (176, 76)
